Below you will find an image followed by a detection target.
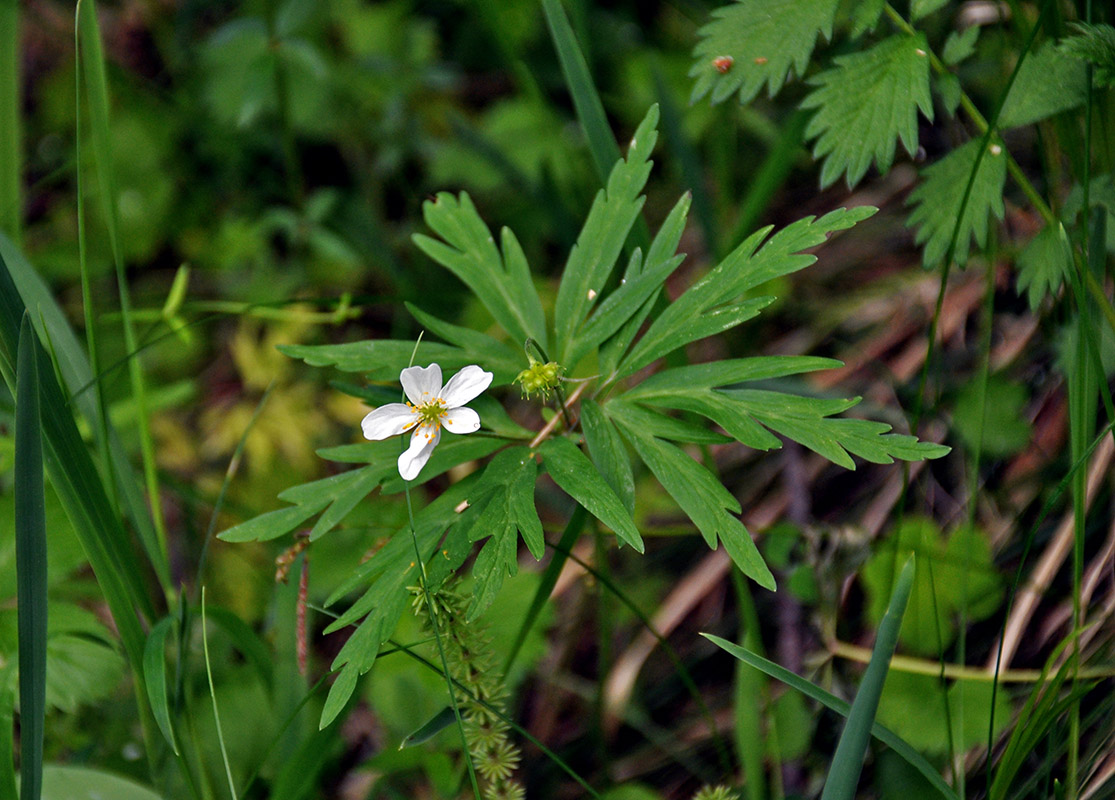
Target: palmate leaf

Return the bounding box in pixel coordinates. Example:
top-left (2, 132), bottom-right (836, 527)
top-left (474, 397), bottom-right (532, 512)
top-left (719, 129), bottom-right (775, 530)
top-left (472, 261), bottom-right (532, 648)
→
top-left (413, 192), bottom-right (547, 350)
top-left (553, 106), bottom-right (659, 363)
top-left (802, 34), bottom-right (933, 188)
top-left (907, 138), bottom-right (1006, 267)
top-left (611, 418), bottom-right (774, 590)
top-left (617, 207), bottom-right (876, 378)
top-left (690, 0), bottom-right (840, 105)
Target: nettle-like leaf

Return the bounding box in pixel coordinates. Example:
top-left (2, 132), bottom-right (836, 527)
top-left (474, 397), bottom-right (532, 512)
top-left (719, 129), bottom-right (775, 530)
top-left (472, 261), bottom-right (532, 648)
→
top-left (802, 33), bottom-right (933, 188)
top-left (1059, 22), bottom-right (1115, 89)
top-left (907, 138), bottom-right (1007, 267)
top-left (689, 0), bottom-right (840, 105)
top-left (999, 42), bottom-right (1088, 128)
top-left (1017, 222), bottom-right (1073, 310)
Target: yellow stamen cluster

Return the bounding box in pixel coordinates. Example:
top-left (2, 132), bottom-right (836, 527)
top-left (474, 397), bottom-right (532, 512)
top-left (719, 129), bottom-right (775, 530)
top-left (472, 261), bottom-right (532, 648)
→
top-left (407, 398), bottom-right (449, 439)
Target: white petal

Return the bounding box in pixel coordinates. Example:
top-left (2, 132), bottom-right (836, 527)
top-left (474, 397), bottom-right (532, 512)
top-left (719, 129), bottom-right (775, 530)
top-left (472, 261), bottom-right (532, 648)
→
top-left (400, 364), bottom-right (442, 405)
top-left (439, 365), bottom-right (493, 408)
top-left (398, 427), bottom-right (441, 481)
top-left (442, 406), bottom-right (480, 434)
top-left (361, 404), bottom-right (418, 440)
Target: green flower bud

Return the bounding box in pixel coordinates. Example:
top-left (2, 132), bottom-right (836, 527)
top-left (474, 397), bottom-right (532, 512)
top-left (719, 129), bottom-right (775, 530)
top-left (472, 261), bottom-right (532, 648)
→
top-left (514, 358), bottom-right (564, 399)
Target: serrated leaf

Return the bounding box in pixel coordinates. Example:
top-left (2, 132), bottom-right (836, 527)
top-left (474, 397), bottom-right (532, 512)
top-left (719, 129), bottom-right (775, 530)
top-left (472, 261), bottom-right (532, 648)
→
top-left (1059, 22), bottom-right (1115, 89)
top-left (580, 400), bottom-right (635, 514)
top-left (802, 34), bottom-right (933, 188)
top-left (690, 0), bottom-right (840, 105)
top-left (553, 107), bottom-right (658, 362)
top-left (850, 0), bottom-right (886, 38)
top-left (999, 42), bottom-right (1088, 128)
top-left (540, 437), bottom-right (644, 552)
top-left (620, 208), bottom-right (875, 377)
top-left (943, 25), bottom-right (979, 66)
top-left (413, 192), bottom-right (546, 348)
top-left (1017, 222), bottom-right (1073, 309)
top-left (617, 428), bottom-right (774, 589)
top-left (907, 138), bottom-right (1006, 267)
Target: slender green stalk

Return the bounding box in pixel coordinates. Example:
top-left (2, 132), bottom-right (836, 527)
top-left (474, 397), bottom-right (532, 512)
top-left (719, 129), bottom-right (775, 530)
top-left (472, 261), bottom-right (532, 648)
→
top-left (0, 0), bottom-right (20, 248)
top-left (15, 315), bottom-right (46, 800)
top-left (201, 588), bottom-right (239, 800)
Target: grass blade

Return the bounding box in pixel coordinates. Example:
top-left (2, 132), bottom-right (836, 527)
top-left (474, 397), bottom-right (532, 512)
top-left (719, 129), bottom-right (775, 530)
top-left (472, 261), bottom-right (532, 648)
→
top-left (76, 0), bottom-right (170, 571)
top-left (0, 248), bottom-right (153, 677)
top-left (0, 235), bottom-right (163, 585)
top-left (539, 0), bottom-right (618, 185)
top-left (16, 313), bottom-right (47, 800)
top-left (0, 664), bottom-right (17, 798)
top-left (202, 588), bottom-right (239, 800)
top-left (0, 0), bottom-right (20, 247)
top-left (821, 555), bottom-right (916, 800)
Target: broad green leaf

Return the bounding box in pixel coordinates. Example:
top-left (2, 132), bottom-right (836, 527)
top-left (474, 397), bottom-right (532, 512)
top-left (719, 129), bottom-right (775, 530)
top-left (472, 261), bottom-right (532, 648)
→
top-left (999, 42), bottom-right (1088, 128)
top-left (617, 428), bottom-right (774, 589)
top-left (803, 34), bottom-right (933, 188)
top-left (143, 617), bottom-right (179, 755)
top-left (1059, 22), bottom-right (1115, 88)
top-left (850, 0), bottom-right (885, 38)
top-left (379, 436), bottom-right (504, 494)
top-left (1017, 223), bottom-right (1073, 309)
top-left (861, 519), bottom-right (1003, 655)
top-left (620, 207), bottom-right (876, 377)
top-left (580, 400), bottom-right (635, 514)
top-left (414, 192), bottom-right (546, 349)
top-left (540, 437), bottom-right (644, 552)
top-left (907, 138), bottom-right (1006, 267)
top-left (690, 0), bottom-right (840, 105)
top-left (876, 672), bottom-right (1011, 755)
top-left (554, 107), bottom-right (658, 362)
top-left (41, 765), bottom-right (164, 800)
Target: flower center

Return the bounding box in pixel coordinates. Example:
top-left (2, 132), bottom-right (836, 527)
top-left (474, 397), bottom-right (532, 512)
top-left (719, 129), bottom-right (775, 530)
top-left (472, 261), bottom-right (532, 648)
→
top-left (409, 398), bottom-right (448, 434)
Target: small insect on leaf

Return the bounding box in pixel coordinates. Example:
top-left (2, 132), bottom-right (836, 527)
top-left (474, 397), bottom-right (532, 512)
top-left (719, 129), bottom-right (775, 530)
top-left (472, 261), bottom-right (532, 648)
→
top-left (713, 55), bottom-right (734, 73)
top-left (754, 56), bottom-right (768, 65)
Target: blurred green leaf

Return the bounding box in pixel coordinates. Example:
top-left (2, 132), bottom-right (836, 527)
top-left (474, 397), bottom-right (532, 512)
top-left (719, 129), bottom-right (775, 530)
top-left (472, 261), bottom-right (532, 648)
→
top-left (1017, 222), bottom-right (1074, 309)
top-left (908, 138), bottom-right (1007, 267)
top-left (952, 374), bottom-right (1031, 457)
top-left (999, 42), bottom-right (1088, 128)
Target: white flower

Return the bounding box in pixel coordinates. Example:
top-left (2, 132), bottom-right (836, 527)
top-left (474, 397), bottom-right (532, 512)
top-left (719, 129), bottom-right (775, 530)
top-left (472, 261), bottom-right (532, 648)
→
top-left (361, 363), bottom-right (494, 480)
